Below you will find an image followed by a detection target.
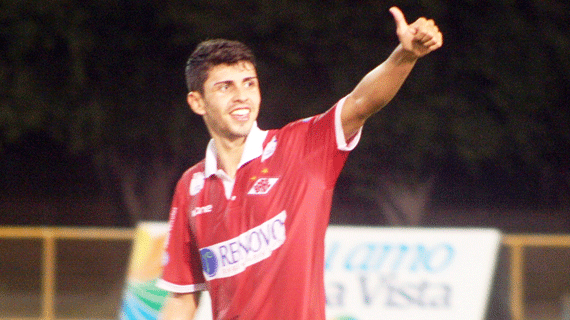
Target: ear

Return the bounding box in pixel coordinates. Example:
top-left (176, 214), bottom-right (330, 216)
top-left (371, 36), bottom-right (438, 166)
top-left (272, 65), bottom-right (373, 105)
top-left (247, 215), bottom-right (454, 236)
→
top-left (187, 91), bottom-right (206, 115)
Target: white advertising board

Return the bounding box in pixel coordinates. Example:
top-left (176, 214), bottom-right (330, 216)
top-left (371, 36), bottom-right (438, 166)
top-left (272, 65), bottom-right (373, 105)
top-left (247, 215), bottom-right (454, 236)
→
top-left (324, 226), bottom-right (501, 320)
top-left (121, 224), bottom-right (501, 320)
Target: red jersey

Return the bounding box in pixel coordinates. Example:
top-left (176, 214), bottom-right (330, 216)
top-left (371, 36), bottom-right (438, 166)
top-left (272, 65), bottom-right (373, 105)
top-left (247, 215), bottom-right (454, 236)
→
top-left (157, 98), bottom-right (361, 319)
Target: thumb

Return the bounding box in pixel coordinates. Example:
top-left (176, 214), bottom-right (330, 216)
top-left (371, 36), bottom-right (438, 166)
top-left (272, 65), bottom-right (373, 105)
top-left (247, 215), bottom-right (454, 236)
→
top-left (389, 7), bottom-right (409, 33)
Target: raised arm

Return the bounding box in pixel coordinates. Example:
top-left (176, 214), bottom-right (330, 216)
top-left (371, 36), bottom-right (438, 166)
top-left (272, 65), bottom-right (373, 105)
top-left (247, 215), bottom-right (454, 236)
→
top-left (341, 7), bottom-right (443, 139)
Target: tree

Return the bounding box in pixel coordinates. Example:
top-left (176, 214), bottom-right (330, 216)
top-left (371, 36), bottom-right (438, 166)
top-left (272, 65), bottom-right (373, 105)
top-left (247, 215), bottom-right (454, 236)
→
top-left (334, 0), bottom-right (570, 224)
top-left (1, 0), bottom-right (569, 225)
top-left (0, 0), bottom-right (206, 223)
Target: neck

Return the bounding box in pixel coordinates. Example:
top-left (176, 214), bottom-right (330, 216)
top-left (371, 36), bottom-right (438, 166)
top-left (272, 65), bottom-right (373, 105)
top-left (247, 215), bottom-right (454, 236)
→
top-left (213, 136), bottom-right (247, 179)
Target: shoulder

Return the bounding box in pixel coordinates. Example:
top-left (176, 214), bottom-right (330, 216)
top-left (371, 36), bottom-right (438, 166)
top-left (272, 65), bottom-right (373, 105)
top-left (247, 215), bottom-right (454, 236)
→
top-left (181, 159), bottom-right (205, 178)
top-left (284, 115), bottom-right (317, 130)
top-left (273, 105), bottom-right (337, 141)
top-left (273, 115), bottom-right (316, 139)
top-left (285, 104), bottom-right (337, 130)
top-left (175, 160), bottom-right (206, 190)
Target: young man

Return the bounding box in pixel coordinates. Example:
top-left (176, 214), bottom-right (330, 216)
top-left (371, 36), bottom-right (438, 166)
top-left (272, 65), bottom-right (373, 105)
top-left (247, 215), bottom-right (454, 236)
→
top-left (157, 7), bottom-right (442, 320)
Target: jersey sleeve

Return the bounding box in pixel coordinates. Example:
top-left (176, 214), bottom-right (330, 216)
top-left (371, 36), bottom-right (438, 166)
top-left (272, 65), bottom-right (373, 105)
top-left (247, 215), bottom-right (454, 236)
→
top-left (156, 176), bottom-right (207, 293)
top-left (305, 96), bottom-right (362, 151)
top-left (333, 96), bottom-right (362, 151)
top-left (301, 96), bottom-right (362, 186)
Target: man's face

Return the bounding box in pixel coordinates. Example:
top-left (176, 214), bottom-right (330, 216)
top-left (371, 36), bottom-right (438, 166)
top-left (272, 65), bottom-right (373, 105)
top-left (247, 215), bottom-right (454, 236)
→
top-left (189, 61), bottom-right (261, 142)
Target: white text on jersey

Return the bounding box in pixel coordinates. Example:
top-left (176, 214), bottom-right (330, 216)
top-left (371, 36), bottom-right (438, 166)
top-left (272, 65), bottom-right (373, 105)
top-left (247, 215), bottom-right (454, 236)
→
top-left (199, 211), bottom-right (287, 280)
top-left (191, 204), bottom-right (213, 217)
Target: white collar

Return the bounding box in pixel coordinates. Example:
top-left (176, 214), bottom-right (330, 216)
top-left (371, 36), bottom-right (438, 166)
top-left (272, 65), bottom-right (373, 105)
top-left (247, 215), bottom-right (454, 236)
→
top-left (204, 122), bottom-right (268, 178)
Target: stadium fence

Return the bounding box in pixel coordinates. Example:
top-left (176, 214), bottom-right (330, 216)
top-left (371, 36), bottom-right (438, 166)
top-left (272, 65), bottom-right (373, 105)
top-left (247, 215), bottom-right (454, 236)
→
top-left (0, 227), bottom-right (569, 320)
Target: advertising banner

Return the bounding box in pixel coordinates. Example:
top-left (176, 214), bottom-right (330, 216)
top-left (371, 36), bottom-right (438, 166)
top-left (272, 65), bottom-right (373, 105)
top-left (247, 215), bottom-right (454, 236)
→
top-left (324, 226), bottom-right (501, 320)
top-left (121, 223), bottom-right (500, 320)
top-left (119, 222), bottom-right (212, 320)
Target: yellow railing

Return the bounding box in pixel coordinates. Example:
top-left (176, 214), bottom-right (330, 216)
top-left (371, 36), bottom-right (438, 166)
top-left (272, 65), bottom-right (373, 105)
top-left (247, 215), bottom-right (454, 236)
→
top-left (0, 227), bottom-right (134, 320)
top-left (1, 227), bottom-right (569, 320)
top-left (504, 234), bottom-right (570, 320)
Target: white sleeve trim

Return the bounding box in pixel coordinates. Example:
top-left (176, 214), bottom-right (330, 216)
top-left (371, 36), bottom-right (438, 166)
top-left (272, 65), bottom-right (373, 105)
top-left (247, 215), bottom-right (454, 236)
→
top-left (334, 96), bottom-right (362, 151)
top-left (156, 279), bottom-right (207, 293)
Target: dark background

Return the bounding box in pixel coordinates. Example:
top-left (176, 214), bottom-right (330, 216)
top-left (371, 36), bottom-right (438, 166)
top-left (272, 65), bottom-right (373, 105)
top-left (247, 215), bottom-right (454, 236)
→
top-left (1, 0), bottom-right (569, 231)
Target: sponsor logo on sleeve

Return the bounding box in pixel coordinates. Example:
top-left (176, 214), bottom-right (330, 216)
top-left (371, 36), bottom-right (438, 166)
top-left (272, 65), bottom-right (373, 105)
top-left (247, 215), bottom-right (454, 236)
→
top-left (189, 172), bottom-right (205, 196)
top-left (247, 177), bottom-right (279, 195)
top-left (199, 211), bottom-right (287, 280)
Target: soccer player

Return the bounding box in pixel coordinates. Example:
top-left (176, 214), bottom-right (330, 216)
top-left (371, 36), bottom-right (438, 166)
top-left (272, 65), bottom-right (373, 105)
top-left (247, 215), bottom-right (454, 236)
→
top-left (157, 6), bottom-right (442, 320)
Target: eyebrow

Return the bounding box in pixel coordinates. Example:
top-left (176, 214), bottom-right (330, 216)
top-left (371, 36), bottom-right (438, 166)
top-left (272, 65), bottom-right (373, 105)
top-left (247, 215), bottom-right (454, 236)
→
top-left (213, 77), bottom-right (258, 87)
top-left (213, 80), bottom-right (233, 87)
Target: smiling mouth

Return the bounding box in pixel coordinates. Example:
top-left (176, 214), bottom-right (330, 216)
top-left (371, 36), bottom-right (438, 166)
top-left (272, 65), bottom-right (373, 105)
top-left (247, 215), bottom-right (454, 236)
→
top-left (231, 109), bottom-right (250, 116)
top-left (230, 108), bottom-right (251, 121)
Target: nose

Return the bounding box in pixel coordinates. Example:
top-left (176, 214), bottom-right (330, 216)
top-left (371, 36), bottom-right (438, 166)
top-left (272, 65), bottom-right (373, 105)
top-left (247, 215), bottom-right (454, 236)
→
top-left (233, 85), bottom-right (248, 102)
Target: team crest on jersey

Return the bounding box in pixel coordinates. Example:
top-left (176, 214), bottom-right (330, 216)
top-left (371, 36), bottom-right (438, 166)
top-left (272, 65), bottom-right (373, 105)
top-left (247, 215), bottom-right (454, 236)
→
top-left (261, 136), bottom-right (277, 162)
top-left (189, 172), bottom-right (205, 196)
top-left (199, 211), bottom-right (287, 280)
top-left (248, 177), bottom-right (279, 195)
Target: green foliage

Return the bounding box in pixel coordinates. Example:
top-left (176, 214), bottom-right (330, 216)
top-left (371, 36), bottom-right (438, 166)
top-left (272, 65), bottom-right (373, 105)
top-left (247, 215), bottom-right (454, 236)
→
top-left (1, 0), bottom-right (569, 215)
top-left (345, 0), bottom-right (570, 189)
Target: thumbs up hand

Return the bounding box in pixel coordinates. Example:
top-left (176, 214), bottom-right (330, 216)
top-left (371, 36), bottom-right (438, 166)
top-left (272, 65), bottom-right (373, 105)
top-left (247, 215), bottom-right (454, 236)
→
top-left (389, 7), bottom-right (443, 58)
